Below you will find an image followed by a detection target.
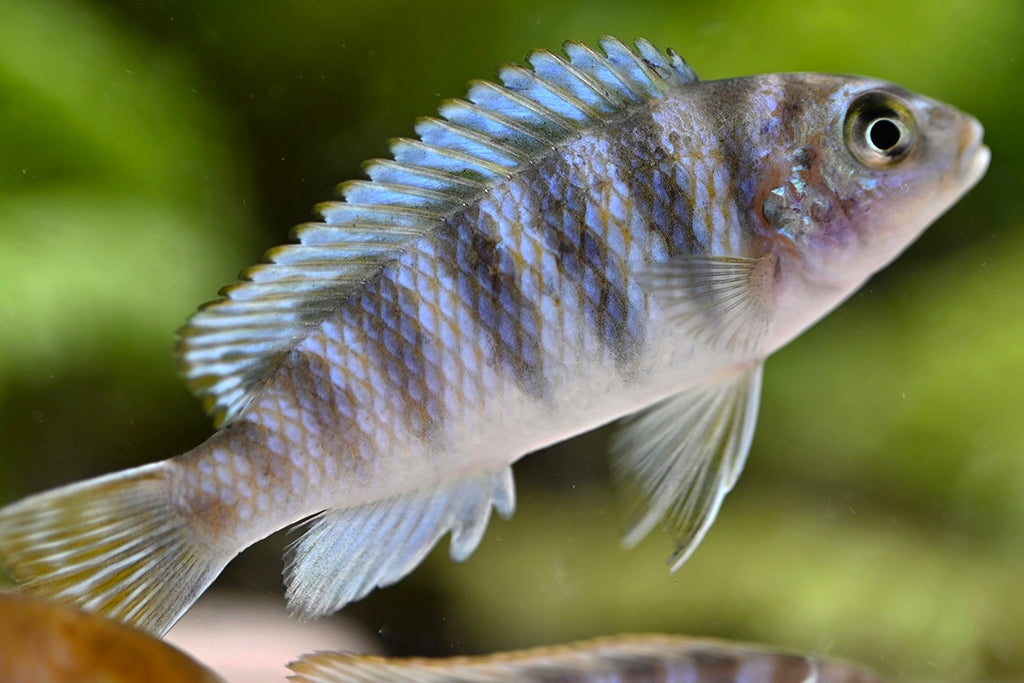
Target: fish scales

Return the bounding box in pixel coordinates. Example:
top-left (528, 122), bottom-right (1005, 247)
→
top-left (178, 103), bottom-right (715, 545)
top-left (0, 37), bottom-right (988, 635)
top-left (214, 98), bottom-right (747, 521)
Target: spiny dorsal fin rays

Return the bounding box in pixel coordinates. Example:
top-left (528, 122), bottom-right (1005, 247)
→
top-left (175, 37), bottom-right (700, 427)
top-left (338, 180), bottom-right (469, 212)
top-left (362, 158), bottom-right (489, 193)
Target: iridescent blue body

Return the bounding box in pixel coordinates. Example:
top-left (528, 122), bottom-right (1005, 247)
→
top-left (0, 38), bottom-right (988, 636)
top-left (177, 76), bottom-right (771, 570)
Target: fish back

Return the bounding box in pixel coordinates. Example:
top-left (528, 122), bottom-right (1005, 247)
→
top-left (175, 37), bottom-right (700, 429)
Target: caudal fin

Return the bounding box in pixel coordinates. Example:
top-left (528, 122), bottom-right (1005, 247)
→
top-left (0, 462), bottom-right (230, 637)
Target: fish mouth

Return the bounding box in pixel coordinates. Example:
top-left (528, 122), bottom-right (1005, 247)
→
top-left (958, 115), bottom-right (990, 188)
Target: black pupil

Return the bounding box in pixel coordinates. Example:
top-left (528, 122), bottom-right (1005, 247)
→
top-left (868, 118), bottom-right (901, 151)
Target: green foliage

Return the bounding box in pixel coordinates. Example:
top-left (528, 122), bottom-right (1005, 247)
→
top-left (1, 0), bottom-right (1021, 680)
top-left (0, 0), bottom-right (251, 379)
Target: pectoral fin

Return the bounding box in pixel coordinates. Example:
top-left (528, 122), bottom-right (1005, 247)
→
top-left (611, 364), bottom-right (763, 570)
top-left (636, 255), bottom-right (773, 356)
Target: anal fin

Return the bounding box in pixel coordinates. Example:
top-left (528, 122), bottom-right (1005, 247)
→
top-left (611, 364), bottom-right (763, 570)
top-left (284, 466), bottom-right (515, 619)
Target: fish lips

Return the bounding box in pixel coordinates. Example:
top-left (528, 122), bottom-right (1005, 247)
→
top-left (957, 115), bottom-right (990, 189)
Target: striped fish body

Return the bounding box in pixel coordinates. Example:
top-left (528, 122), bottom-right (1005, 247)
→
top-left (0, 38), bottom-right (988, 635)
top-left (174, 77), bottom-right (784, 573)
top-left (288, 634), bottom-right (886, 683)
top-left (195, 84), bottom-right (763, 521)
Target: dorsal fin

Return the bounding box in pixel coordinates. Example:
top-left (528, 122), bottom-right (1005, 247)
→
top-left (175, 37), bottom-right (699, 426)
top-left (288, 634), bottom-right (885, 683)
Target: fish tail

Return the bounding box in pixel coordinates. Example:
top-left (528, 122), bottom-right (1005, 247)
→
top-left (0, 462), bottom-right (231, 637)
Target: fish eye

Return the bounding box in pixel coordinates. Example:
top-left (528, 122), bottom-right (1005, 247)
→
top-left (844, 91), bottom-right (917, 168)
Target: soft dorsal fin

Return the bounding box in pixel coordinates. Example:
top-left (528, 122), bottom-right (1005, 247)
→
top-left (175, 37), bottom-right (699, 427)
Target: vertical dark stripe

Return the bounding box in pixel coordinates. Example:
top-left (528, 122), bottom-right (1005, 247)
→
top-left (692, 650), bottom-right (742, 679)
top-left (328, 272), bottom-right (438, 441)
top-left (271, 347), bottom-right (375, 472)
top-left (284, 350), bottom-right (348, 440)
top-left (712, 76), bottom-right (793, 217)
top-left (435, 211), bottom-right (547, 400)
top-left (531, 146), bottom-right (645, 369)
top-left (615, 108), bottom-right (698, 258)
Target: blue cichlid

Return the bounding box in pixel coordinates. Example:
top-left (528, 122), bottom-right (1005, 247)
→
top-left (0, 37), bottom-right (989, 636)
top-left (287, 634), bottom-right (885, 683)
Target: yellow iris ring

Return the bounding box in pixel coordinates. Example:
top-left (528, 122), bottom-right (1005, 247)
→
top-left (844, 91), bottom-right (918, 168)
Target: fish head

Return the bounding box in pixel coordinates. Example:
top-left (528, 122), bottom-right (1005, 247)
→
top-left (754, 74), bottom-right (989, 344)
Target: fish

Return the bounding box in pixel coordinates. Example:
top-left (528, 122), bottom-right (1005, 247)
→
top-left (0, 591), bottom-right (224, 683)
top-left (287, 634), bottom-right (886, 683)
top-left (0, 37), bottom-right (989, 637)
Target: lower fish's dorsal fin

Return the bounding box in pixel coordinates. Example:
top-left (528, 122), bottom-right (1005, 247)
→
top-left (287, 634), bottom-right (886, 683)
top-left (611, 364), bottom-right (763, 570)
top-left (284, 466), bottom-right (515, 619)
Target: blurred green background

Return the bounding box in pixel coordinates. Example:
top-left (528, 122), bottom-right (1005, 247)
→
top-left (0, 0), bottom-right (1021, 680)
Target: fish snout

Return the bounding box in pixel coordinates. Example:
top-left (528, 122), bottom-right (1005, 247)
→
top-left (958, 115), bottom-right (990, 186)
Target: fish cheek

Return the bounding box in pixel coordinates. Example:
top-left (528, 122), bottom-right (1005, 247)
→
top-left (757, 145), bottom-right (848, 253)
